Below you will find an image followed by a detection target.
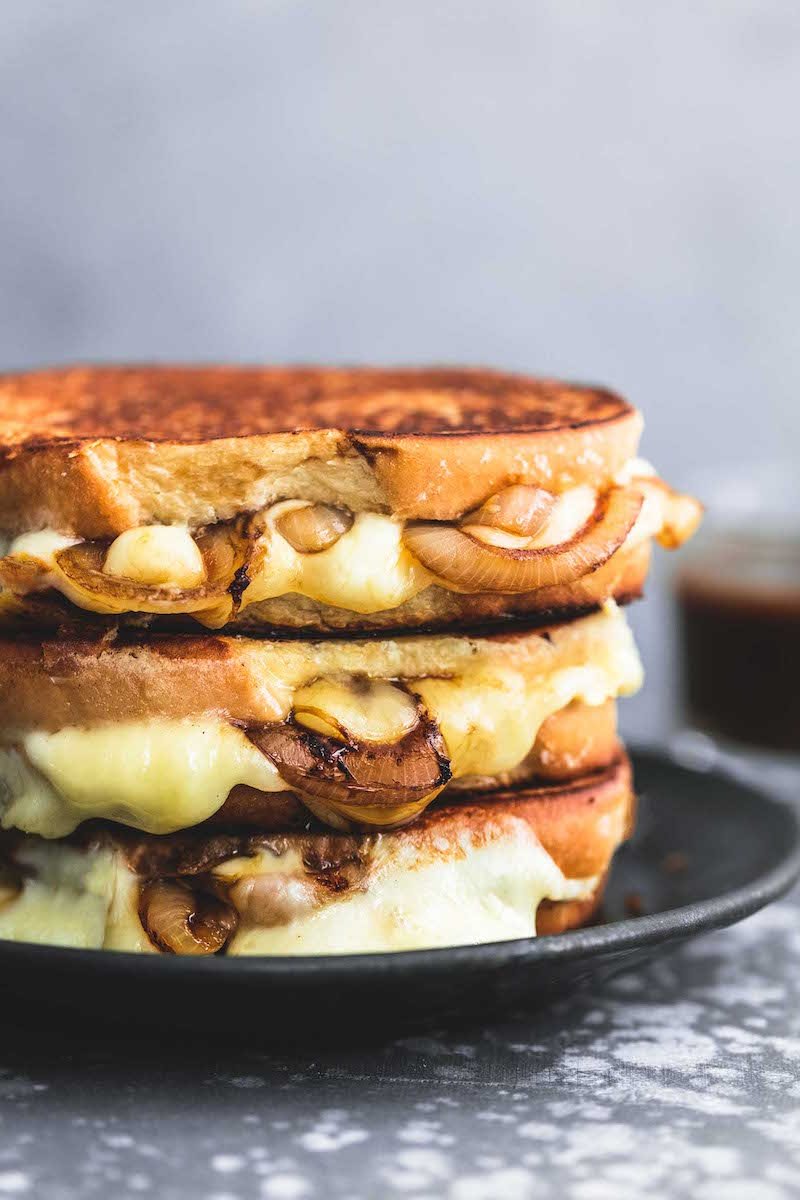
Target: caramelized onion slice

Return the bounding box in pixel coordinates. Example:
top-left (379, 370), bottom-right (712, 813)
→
top-left (659, 492), bottom-right (703, 549)
top-left (0, 555), bottom-right (47, 594)
top-left (275, 503), bottom-right (354, 553)
top-left (298, 793), bottom-right (436, 832)
top-left (140, 879), bottom-right (238, 955)
top-left (249, 713), bottom-right (451, 831)
top-left (403, 487), bottom-right (644, 593)
top-left (49, 522), bottom-right (251, 617)
top-left (227, 874), bottom-right (322, 928)
top-left (466, 485), bottom-right (555, 537)
top-left (635, 478), bottom-right (703, 550)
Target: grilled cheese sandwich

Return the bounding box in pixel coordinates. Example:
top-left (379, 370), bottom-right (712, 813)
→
top-left (0, 367), bottom-right (700, 634)
top-left (0, 472), bottom-right (697, 630)
top-left (0, 605), bottom-right (641, 837)
top-left (0, 757), bottom-right (633, 955)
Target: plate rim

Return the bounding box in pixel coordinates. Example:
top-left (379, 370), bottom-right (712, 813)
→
top-left (1, 748), bottom-right (798, 980)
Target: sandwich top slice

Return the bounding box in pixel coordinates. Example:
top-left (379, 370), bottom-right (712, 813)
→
top-left (0, 603), bottom-right (641, 838)
top-left (0, 755), bottom-right (634, 955)
top-left (0, 365), bottom-right (700, 633)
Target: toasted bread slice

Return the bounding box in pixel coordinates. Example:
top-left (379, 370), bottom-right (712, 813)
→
top-left (0, 365), bottom-right (642, 533)
top-left (0, 365), bottom-right (702, 634)
top-left (0, 605), bottom-right (640, 837)
top-left (0, 755), bottom-right (633, 954)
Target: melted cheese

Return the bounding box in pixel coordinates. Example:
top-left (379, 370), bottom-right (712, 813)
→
top-left (0, 841), bottom-right (114, 949)
top-left (103, 866), bottom-right (158, 954)
top-left (223, 825), bottom-right (597, 955)
top-left (104, 525), bottom-right (206, 587)
top-left (245, 507), bottom-right (427, 614)
top-left (245, 489), bottom-right (606, 612)
top-left (0, 823), bottom-right (598, 955)
top-left (414, 664), bottom-right (620, 778)
top-left (0, 459), bottom-right (680, 618)
top-left (293, 677), bottom-right (419, 743)
top-left (0, 721), bottom-right (283, 838)
top-left (7, 529), bottom-right (78, 564)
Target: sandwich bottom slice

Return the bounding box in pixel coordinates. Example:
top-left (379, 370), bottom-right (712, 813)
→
top-left (0, 755), bottom-right (634, 956)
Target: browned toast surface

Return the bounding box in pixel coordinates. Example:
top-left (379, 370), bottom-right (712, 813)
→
top-left (0, 364), bottom-right (643, 533)
top-left (0, 605), bottom-right (634, 729)
top-left (0, 364), bottom-right (633, 448)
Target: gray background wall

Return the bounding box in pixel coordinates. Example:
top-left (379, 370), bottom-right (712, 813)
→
top-left (2, 1), bottom-right (798, 738)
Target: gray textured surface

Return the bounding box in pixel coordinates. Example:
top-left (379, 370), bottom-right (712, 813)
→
top-left (0, 752), bottom-right (797, 1200)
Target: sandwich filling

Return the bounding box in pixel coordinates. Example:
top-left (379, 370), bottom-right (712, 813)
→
top-left (0, 777), bottom-right (627, 955)
top-left (0, 605), bottom-right (642, 838)
top-left (0, 463), bottom-right (700, 626)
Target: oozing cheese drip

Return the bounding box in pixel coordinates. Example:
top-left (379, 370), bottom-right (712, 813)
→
top-left (0, 723), bottom-right (283, 838)
top-left (0, 841), bottom-right (115, 949)
top-left (7, 529), bottom-right (78, 561)
top-left (0, 825), bottom-right (599, 955)
top-left (225, 828), bottom-right (597, 956)
top-left (245, 507), bottom-right (427, 614)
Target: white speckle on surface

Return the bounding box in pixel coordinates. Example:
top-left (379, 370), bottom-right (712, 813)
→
top-left (297, 1129), bottom-right (369, 1153)
top-left (0, 1175), bottom-right (29, 1195)
top-left (451, 1167), bottom-right (536, 1199)
top-left (695, 1182), bottom-right (790, 1200)
top-left (260, 1176), bottom-right (312, 1199)
top-left (101, 1134), bottom-right (134, 1150)
top-left (212, 1155), bottom-right (245, 1174)
top-left (396, 1121), bottom-right (446, 1145)
top-left (611, 1030), bottom-right (718, 1070)
top-left (517, 1122), bottom-right (560, 1142)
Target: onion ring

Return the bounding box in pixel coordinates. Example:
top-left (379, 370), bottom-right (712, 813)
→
top-left (275, 503), bottom-right (354, 553)
top-left (466, 485), bottom-right (555, 537)
top-left (47, 521), bottom-right (252, 620)
top-left (139, 879), bottom-right (238, 955)
top-left (249, 713), bottom-right (451, 831)
top-left (403, 486), bottom-right (644, 593)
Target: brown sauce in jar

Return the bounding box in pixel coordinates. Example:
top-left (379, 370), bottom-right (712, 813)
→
top-left (677, 535), bottom-right (800, 752)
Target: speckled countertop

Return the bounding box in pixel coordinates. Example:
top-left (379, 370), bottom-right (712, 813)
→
top-left (0, 753), bottom-right (798, 1200)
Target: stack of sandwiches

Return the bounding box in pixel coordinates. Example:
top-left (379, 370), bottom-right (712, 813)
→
top-left (0, 366), bottom-right (700, 956)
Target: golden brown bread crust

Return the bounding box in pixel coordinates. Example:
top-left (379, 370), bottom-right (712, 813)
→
top-left (0, 364), bottom-right (636, 446)
top-left (0, 607), bottom-right (633, 730)
top-left (0, 365), bottom-right (643, 533)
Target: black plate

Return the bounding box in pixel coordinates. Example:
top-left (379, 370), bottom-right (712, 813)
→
top-left (1, 750), bottom-right (798, 1039)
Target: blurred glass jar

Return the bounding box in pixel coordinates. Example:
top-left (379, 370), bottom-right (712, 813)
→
top-left (675, 461), bottom-right (800, 754)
